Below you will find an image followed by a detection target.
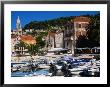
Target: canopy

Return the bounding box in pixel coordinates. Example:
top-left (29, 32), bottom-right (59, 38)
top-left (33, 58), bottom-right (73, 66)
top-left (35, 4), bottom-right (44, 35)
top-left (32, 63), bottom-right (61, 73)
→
top-left (78, 55), bottom-right (94, 59)
top-left (45, 53), bottom-right (55, 57)
top-left (48, 48), bottom-right (68, 52)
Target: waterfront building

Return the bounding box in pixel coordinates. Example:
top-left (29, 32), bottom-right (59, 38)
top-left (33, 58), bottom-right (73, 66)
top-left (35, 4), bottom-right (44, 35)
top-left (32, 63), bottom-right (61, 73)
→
top-left (11, 16), bottom-right (36, 56)
top-left (11, 16), bottom-right (91, 56)
top-left (74, 16), bottom-right (90, 40)
top-left (44, 16), bottom-right (90, 55)
top-left (46, 30), bottom-right (64, 50)
top-left (11, 34), bottom-right (19, 56)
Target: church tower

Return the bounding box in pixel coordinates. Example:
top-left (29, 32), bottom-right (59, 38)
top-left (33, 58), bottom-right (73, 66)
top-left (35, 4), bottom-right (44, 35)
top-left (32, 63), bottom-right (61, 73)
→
top-left (16, 16), bottom-right (22, 35)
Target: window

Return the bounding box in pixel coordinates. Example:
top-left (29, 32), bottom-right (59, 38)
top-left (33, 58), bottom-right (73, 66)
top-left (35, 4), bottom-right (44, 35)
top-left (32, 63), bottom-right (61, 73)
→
top-left (76, 23), bottom-right (81, 28)
top-left (76, 23), bottom-right (79, 28)
top-left (82, 23), bottom-right (87, 28)
top-left (78, 24), bottom-right (81, 28)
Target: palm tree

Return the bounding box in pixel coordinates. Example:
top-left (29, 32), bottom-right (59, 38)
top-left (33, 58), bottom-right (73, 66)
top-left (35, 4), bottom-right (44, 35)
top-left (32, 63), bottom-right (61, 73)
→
top-left (14, 41), bottom-right (26, 62)
top-left (15, 41), bottom-right (26, 56)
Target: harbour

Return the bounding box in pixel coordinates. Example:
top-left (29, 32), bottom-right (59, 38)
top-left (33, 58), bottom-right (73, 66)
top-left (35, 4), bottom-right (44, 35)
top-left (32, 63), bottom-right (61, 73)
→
top-left (11, 12), bottom-right (100, 77)
top-left (11, 54), bottom-right (100, 77)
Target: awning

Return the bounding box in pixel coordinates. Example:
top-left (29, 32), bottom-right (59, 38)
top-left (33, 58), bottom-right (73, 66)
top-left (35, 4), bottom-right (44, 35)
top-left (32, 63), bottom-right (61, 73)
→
top-left (78, 55), bottom-right (94, 59)
top-left (48, 48), bottom-right (68, 52)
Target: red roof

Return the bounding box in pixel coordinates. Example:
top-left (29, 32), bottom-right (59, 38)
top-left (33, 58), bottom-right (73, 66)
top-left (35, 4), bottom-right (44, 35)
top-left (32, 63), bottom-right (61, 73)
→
top-left (20, 35), bottom-right (36, 45)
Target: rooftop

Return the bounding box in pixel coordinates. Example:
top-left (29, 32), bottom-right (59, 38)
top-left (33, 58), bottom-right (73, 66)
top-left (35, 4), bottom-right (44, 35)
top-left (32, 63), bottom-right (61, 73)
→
top-left (74, 16), bottom-right (90, 22)
top-left (20, 35), bottom-right (36, 45)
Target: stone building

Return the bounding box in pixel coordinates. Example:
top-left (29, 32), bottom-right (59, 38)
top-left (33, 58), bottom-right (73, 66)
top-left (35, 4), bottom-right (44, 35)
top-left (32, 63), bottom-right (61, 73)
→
top-left (74, 16), bottom-right (90, 40)
top-left (47, 30), bottom-right (64, 50)
top-left (45, 16), bottom-right (90, 54)
top-left (11, 16), bottom-right (36, 56)
top-left (11, 16), bottom-right (90, 56)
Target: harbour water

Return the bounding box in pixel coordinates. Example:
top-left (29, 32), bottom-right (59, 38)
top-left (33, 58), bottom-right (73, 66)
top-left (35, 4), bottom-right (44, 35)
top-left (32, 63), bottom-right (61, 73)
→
top-left (11, 69), bottom-right (49, 77)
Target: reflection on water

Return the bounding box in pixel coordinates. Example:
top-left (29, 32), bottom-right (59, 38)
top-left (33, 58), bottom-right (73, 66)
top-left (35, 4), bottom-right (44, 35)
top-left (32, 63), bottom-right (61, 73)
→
top-left (11, 69), bottom-right (49, 77)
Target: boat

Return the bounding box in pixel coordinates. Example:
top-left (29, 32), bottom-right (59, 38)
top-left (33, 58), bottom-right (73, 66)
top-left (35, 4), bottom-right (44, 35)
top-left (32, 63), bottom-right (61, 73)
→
top-left (69, 68), bottom-right (83, 75)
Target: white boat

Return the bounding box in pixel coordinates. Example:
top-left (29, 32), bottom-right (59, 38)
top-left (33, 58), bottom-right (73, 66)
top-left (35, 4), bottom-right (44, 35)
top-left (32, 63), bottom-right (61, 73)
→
top-left (69, 68), bottom-right (83, 72)
top-left (38, 64), bottom-right (50, 69)
top-left (71, 71), bottom-right (83, 75)
top-left (55, 65), bottom-right (62, 70)
top-left (47, 73), bottom-right (52, 76)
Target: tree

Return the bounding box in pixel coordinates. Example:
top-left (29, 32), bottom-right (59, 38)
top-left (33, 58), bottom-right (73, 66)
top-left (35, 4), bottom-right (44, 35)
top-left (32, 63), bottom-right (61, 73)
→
top-left (27, 44), bottom-right (39, 56)
top-left (26, 30), bottom-right (37, 37)
top-left (15, 41), bottom-right (26, 56)
top-left (26, 32), bottom-right (47, 56)
top-left (76, 13), bottom-right (100, 48)
top-left (35, 34), bottom-right (46, 48)
top-left (23, 16), bottom-right (75, 31)
top-left (86, 13), bottom-right (100, 47)
top-left (14, 41), bottom-right (26, 62)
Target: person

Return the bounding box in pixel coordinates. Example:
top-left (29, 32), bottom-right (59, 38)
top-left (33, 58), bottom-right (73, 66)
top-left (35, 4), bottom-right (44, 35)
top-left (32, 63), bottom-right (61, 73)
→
top-left (90, 59), bottom-right (94, 65)
top-left (61, 61), bottom-right (72, 77)
top-left (68, 64), bottom-right (72, 69)
top-left (61, 61), bottom-right (68, 76)
top-left (49, 62), bottom-right (57, 76)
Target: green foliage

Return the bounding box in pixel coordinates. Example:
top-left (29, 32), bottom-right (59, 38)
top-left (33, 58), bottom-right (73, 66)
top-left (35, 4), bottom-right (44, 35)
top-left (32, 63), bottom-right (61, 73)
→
top-left (86, 13), bottom-right (100, 43)
top-left (35, 35), bottom-right (46, 48)
top-left (27, 44), bottom-right (39, 56)
top-left (23, 13), bottom-right (100, 48)
top-left (26, 30), bottom-right (37, 36)
top-left (25, 31), bottom-right (47, 56)
top-left (15, 41), bottom-right (26, 49)
top-left (76, 13), bottom-right (100, 48)
top-left (23, 21), bottom-right (38, 29)
top-left (23, 16), bottom-right (75, 30)
top-left (14, 41), bottom-right (26, 56)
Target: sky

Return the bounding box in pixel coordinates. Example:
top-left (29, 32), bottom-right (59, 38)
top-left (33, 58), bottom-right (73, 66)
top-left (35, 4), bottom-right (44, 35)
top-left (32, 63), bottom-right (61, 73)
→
top-left (11, 11), bottom-right (99, 29)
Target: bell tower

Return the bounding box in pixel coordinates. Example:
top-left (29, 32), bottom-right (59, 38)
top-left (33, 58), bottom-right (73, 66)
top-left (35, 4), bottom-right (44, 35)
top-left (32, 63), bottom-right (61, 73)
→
top-left (16, 16), bottom-right (22, 35)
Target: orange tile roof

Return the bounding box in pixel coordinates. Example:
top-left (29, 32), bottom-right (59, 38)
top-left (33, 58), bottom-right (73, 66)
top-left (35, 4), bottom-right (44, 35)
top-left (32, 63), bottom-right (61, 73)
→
top-left (20, 35), bottom-right (36, 45)
top-left (74, 16), bottom-right (90, 22)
